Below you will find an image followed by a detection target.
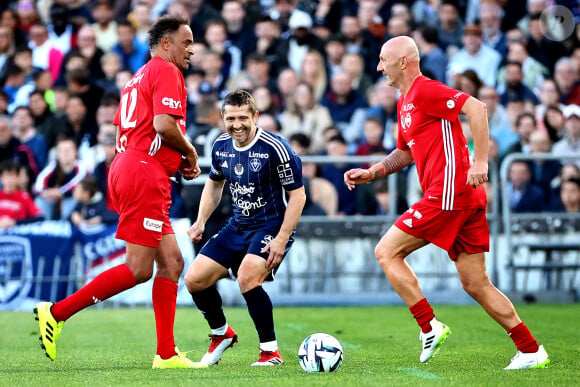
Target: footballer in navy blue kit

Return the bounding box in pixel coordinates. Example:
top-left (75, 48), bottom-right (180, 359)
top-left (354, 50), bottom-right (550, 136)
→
top-left (185, 90), bottom-right (306, 367)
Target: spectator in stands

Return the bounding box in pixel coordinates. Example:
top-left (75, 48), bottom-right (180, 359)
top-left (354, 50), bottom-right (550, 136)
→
top-left (129, 2), bottom-right (152, 46)
top-left (552, 104), bottom-right (580, 160)
top-left (480, 1), bottom-right (507, 57)
top-left (413, 23), bottom-right (447, 83)
top-left (325, 33), bottom-right (347, 79)
top-left (96, 52), bottom-right (122, 96)
top-left (278, 11), bottom-right (326, 76)
top-left (500, 41), bottom-right (548, 96)
top-left (504, 112), bottom-right (537, 158)
top-left (65, 67), bottom-right (104, 124)
top-left (457, 69), bottom-right (483, 98)
top-left (0, 91), bottom-right (7, 115)
top-left (221, 0), bottom-right (256, 62)
top-left (92, 127), bottom-right (116, 209)
top-left (554, 57), bottom-right (580, 106)
top-left (16, 0), bottom-right (39, 35)
top-left (364, 178), bottom-right (408, 215)
top-left (0, 115), bottom-right (38, 176)
top-left (91, 0), bottom-right (118, 52)
top-left (27, 89), bottom-right (57, 150)
top-left (528, 130), bottom-right (561, 201)
top-left (299, 49), bottom-right (328, 103)
top-left (364, 81), bottom-right (399, 151)
top-left (516, 0), bottom-right (546, 34)
top-left (253, 16), bottom-right (283, 76)
top-left (314, 0), bottom-right (345, 34)
top-left (63, 25), bottom-right (106, 81)
top-left (112, 19), bottom-right (149, 74)
top-left (275, 67), bottom-right (299, 111)
top-left (256, 113), bottom-right (281, 134)
top-left (536, 79), bottom-right (564, 123)
top-left (0, 160), bottom-right (43, 229)
top-left (386, 15), bottom-right (411, 39)
top-left (3, 63), bottom-right (34, 114)
top-left (1, 8), bottom-right (27, 48)
top-left (12, 106), bottom-right (47, 170)
top-left (321, 71), bottom-right (367, 141)
top-left (57, 94), bottom-right (98, 152)
top-left (342, 52), bottom-right (373, 98)
top-left (435, 0), bottom-right (464, 52)
top-left (301, 156), bottom-right (338, 216)
top-left (526, 12), bottom-right (568, 75)
top-left (0, 26), bottom-right (14, 84)
top-left (70, 175), bottom-right (118, 228)
top-left (447, 24), bottom-right (502, 87)
top-left (33, 137), bottom-right (87, 220)
top-left (555, 176), bottom-right (580, 213)
top-left (507, 160), bottom-right (545, 213)
top-left (279, 82), bottom-right (333, 153)
top-left (245, 53), bottom-right (277, 92)
top-left (288, 132), bottom-right (311, 156)
top-left (543, 104), bottom-right (566, 143)
top-left (355, 117), bottom-right (388, 165)
top-left (321, 134), bottom-right (359, 215)
top-left (499, 61), bottom-right (539, 106)
top-left (478, 86), bottom-right (515, 156)
top-left (340, 14), bottom-right (380, 81)
top-left (185, 0), bottom-right (221, 42)
top-left (47, 3), bottom-right (77, 55)
top-left (203, 20), bottom-right (242, 86)
top-left (28, 23), bottom-right (64, 84)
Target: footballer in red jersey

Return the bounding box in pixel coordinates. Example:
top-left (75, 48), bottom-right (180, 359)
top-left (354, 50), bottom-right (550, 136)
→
top-left (344, 36), bottom-right (548, 370)
top-left (34, 15), bottom-right (205, 369)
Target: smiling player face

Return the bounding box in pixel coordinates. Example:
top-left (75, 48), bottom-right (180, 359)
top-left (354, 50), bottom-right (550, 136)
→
top-left (222, 104), bottom-right (259, 147)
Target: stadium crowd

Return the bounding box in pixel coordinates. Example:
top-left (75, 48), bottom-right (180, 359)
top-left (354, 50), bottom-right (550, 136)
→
top-left (1, 0), bottom-right (580, 230)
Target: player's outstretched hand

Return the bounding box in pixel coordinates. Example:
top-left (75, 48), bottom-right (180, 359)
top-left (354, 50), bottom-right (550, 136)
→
top-left (188, 221), bottom-right (205, 243)
top-left (467, 160), bottom-right (488, 188)
top-left (260, 236), bottom-right (286, 271)
top-left (180, 149), bottom-right (201, 180)
top-left (344, 168), bottom-right (373, 190)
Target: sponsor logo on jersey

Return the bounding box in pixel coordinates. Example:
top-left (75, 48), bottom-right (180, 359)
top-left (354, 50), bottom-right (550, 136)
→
top-left (402, 218), bottom-right (413, 228)
top-left (453, 91), bottom-right (463, 100)
top-left (125, 72), bottom-right (144, 88)
top-left (234, 163), bottom-right (244, 176)
top-left (277, 163), bottom-right (295, 184)
top-left (260, 234), bottom-right (274, 245)
top-left (249, 151), bottom-right (269, 159)
top-left (250, 158), bottom-right (261, 172)
top-left (230, 182), bottom-right (267, 216)
top-left (216, 151), bottom-right (235, 158)
top-left (402, 103), bottom-right (415, 111)
top-left (446, 100), bottom-right (455, 109)
top-left (221, 160), bottom-right (228, 168)
top-left (162, 97), bottom-right (182, 109)
top-left (143, 218), bottom-right (163, 232)
top-left (404, 113), bottom-right (412, 128)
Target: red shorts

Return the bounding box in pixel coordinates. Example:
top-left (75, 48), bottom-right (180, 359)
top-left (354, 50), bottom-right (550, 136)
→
top-left (108, 150), bottom-right (173, 248)
top-left (394, 198), bottom-right (489, 260)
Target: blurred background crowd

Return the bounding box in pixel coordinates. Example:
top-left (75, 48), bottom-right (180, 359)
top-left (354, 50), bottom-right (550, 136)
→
top-left (0, 0), bottom-right (580, 233)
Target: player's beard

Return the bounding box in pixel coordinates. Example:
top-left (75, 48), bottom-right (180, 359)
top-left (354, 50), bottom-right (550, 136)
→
top-left (230, 125), bottom-right (255, 146)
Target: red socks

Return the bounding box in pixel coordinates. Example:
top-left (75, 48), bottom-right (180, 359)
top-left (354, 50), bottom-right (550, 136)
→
top-left (52, 264), bottom-right (136, 322)
top-left (410, 298), bottom-right (435, 333)
top-left (508, 322), bottom-right (539, 353)
top-left (153, 277), bottom-right (178, 359)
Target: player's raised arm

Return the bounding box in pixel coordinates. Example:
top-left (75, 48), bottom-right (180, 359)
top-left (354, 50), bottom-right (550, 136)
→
top-left (461, 96), bottom-right (489, 188)
top-left (344, 148), bottom-right (414, 190)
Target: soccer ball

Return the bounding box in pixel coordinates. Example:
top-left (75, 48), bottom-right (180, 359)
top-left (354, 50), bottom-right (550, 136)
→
top-left (298, 333), bottom-right (344, 372)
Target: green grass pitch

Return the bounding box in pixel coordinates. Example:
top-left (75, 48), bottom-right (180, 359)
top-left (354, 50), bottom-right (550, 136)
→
top-left (1, 304), bottom-right (579, 386)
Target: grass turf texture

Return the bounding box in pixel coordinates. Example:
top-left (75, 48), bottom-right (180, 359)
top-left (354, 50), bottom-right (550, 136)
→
top-left (1, 304), bottom-right (579, 386)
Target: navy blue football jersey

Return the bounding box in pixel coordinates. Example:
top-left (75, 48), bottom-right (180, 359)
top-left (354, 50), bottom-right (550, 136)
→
top-left (209, 128), bottom-right (303, 228)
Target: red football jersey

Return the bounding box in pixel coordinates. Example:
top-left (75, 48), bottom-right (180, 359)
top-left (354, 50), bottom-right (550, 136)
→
top-left (0, 190), bottom-right (42, 220)
top-left (113, 57), bottom-right (187, 176)
top-left (396, 76), bottom-right (486, 210)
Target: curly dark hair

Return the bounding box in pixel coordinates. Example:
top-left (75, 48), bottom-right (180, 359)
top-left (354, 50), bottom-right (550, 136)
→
top-left (221, 89), bottom-right (257, 116)
top-left (148, 14), bottom-right (190, 49)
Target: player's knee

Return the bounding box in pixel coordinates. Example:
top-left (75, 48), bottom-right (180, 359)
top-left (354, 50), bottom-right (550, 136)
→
top-left (131, 266), bottom-right (154, 284)
top-left (237, 272), bottom-right (262, 293)
top-left (184, 270), bottom-right (204, 292)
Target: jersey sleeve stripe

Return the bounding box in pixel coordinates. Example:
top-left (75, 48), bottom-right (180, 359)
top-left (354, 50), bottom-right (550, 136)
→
top-left (215, 133), bottom-right (231, 142)
top-left (441, 119), bottom-right (456, 210)
top-left (261, 131), bottom-right (290, 162)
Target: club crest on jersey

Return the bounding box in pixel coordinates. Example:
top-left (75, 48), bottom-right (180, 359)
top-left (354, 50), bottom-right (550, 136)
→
top-left (250, 158), bottom-right (261, 172)
top-left (403, 113), bottom-right (412, 129)
top-left (446, 100), bottom-right (455, 109)
top-left (234, 163), bottom-right (244, 176)
top-left (260, 234), bottom-right (274, 245)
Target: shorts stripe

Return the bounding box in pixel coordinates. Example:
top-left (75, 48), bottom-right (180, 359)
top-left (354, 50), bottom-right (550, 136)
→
top-left (441, 119), bottom-right (455, 210)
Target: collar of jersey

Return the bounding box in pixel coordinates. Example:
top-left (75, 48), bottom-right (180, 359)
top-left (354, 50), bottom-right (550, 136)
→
top-left (232, 127), bottom-right (263, 152)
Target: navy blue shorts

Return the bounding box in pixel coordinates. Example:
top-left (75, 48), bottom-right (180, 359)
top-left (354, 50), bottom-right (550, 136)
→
top-left (199, 223), bottom-right (295, 281)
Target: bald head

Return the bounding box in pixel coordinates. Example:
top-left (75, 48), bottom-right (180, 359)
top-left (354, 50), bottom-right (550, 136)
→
top-left (382, 36), bottom-right (420, 62)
